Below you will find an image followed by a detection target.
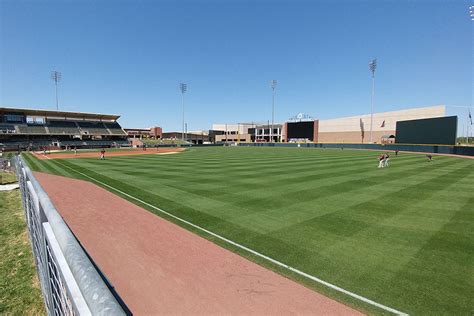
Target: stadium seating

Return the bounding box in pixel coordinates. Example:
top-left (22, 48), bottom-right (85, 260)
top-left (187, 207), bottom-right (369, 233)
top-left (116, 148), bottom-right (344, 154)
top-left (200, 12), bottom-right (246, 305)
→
top-left (0, 124), bottom-right (16, 134)
top-left (47, 120), bottom-right (81, 135)
top-left (17, 124), bottom-right (47, 134)
top-left (77, 121), bottom-right (110, 135)
top-left (8, 120), bottom-right (126, 136)
top-left (104, 122), bottom-right (127, 135)
top-left (1, 108), bottom-right (129, 151)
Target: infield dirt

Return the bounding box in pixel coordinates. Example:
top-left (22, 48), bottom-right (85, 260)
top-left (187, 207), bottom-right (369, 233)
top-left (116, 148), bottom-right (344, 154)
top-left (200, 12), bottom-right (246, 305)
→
top-left (32, 147), bottom-right (185, 160)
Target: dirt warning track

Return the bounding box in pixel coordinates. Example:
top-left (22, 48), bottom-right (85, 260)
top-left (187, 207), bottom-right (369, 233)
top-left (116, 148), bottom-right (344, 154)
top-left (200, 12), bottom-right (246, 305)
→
top-left (32, 147), bottom-right (185, 160)
top-left (34, 172), bottom-right (362, 315)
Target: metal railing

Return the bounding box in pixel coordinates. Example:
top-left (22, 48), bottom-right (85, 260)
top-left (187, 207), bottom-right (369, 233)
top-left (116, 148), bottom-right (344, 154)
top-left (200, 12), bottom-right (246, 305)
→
top-left (15, 156), bottom-right (125, 316)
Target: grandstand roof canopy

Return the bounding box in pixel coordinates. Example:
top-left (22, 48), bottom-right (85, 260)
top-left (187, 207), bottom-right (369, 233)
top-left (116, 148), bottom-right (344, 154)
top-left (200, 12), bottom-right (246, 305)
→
top-left (0, 107), bottom-right (120, 121)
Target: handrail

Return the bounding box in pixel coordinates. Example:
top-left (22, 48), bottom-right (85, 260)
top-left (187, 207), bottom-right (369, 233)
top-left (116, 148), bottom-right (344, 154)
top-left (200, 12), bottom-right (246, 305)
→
top-left (16, 156), bottom-right (125, 315)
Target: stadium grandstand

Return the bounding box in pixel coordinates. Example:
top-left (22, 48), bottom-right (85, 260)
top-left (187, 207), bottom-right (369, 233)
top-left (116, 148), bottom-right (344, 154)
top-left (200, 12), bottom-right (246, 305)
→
top-left (0, 107), bottom-right (129, 150)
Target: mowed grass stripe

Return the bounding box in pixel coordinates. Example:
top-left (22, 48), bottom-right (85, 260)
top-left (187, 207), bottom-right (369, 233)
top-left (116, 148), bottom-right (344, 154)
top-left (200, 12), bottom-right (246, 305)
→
top-left (23, 147), bottom-right (474, 315)
top-left (105, 151), bottom-right (375, 171)
top-left (276, 161), bottom-right (472, 284)
top-left (91, 153), bottom-right (428, 196)
top-left (103, 153), bottom-right (376, 175)
top-left (230, 158), bottom-right (468, 234)
top-left (56, 154), bottom-right (414, 223)
top-left (51, 153), bottom-right (467, 239)
top-left (46, 157), bottom-right (409, 316)
top-left (50, 152), bottom-right (464, 237)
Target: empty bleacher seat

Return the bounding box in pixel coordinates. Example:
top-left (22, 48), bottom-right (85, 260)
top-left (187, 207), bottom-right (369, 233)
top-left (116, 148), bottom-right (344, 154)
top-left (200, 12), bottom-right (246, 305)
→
top-left (0, 124), bottom-right (16, 134)
top-left (17, 124), bottom-right (47, 134)
top-left (47, 120), bottom-right (81, 135)
top-left (104, 122), bottom-right (127, 135)
top-left (77, 121), bottom-right (109, 135)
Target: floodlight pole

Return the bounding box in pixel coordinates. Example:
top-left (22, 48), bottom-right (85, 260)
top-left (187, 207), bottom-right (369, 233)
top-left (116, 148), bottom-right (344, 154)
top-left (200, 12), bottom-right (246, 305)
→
top-left (51, 71), bottom-right (61, 111)
top-left (469, 6), bottom-right (474, 142)
top-left (369, 59), bottom-right (377, 143)
top-left (180, 83), bottom-right (187, 142)
top-left (271, 80), bottom-right (277, 142)
top-left (237, 122), bottom-right (240, 144)
top-left (55, 80), bottom-right (59, 111)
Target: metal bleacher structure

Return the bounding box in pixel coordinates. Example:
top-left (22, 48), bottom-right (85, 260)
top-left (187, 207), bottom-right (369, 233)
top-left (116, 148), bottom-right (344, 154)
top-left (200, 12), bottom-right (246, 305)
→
top-left (0, 107), bottom-right (130, 150)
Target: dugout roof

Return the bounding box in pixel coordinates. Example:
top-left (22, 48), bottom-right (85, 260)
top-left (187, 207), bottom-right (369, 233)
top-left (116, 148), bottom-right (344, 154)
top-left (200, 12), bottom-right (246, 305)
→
top-left (0, 107), bottom-right (121, 121)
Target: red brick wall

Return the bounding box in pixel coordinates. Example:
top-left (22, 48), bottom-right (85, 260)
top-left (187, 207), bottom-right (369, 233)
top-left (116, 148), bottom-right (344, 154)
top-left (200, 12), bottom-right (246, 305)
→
top-left (131, 139), bottom-right (143, 147)
top-left (150, 126), bottom-right (162, 138)
top-left (313, 120), bottom-right (319, 143)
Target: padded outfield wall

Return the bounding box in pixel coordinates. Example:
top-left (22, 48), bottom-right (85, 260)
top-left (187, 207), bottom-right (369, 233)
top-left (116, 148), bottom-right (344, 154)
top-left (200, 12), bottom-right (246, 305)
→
top-left (395, 116), bottom-right (457, 145)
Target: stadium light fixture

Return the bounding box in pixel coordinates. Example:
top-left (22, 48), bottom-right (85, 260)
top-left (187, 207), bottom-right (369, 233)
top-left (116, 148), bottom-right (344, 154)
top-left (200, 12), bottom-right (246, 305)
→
top-left (270, 80), bottom-right (277, 142)
top-left (180, 83), bottom-right (187, 142)
top-left (51, 71), bottom-right (62, 111)
top-left (470, 5), bottom-right (474, 20)
top-left (369, 59), bottom-right (377, 143)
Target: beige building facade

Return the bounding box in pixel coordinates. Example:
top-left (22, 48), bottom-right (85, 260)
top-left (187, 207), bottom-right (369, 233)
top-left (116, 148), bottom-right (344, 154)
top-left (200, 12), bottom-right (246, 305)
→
top-left (215, 134), bottom-right (252, 142)
top-left (212, 123), bottom-right (255, 142)
top-left (317, 105), bottom-right (445, 143)
top-left (210, 105), bottom-right (446, 144)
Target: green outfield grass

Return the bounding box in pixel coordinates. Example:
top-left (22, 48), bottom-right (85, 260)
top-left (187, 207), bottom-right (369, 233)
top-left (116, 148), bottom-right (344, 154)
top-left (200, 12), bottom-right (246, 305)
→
top-left (23, 147), bottom-right (474, 315)
top-left (0, 189), bottom-right (45, 315)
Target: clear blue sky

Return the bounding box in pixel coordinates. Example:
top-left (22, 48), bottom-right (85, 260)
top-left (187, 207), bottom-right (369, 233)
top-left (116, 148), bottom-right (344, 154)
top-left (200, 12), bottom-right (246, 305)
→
top-left (1, 0), bottom-right (472, 131)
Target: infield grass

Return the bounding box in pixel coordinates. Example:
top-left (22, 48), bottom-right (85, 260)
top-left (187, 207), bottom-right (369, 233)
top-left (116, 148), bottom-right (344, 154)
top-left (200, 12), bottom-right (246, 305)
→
top-left (23, 147), bottom-right (474, 315)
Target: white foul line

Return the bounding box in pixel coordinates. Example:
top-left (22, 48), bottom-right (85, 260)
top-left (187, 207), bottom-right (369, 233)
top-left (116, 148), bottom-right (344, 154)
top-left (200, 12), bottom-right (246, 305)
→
top-left (54, 160), bottom-right (408, 316)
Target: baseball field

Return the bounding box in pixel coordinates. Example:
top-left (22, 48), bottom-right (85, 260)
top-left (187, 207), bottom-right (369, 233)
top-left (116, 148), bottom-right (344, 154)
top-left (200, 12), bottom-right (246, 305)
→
top-left (23, 147), bottom-right (473, 314)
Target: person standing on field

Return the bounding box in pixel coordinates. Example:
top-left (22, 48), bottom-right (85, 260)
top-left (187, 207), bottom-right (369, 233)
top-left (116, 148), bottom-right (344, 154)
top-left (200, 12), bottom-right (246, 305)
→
top-left (384, 152), bottom-right (390, 167)
top-left (100, 149), bottom-right (106, 160)
top-left (378, 153), bottom-right (385, 168)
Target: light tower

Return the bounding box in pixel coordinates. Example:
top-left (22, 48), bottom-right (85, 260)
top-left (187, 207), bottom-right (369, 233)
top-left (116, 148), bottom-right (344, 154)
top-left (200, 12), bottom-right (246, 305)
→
top-left (180, 83), bottom-right (187, 142)
top-left (270, 80), bottom-right (277, 142)
top-left (369, 59), bottom-right (377, 143)
top-left (51, 71), bottom-right (61, 111)
top-left (469, 5), bottom-right (473, 142)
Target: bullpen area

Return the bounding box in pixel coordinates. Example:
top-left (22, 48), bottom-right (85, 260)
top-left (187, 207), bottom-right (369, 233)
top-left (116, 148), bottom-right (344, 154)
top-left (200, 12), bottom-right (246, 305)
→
top-left (23, 146), bottom-right (474, 314)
